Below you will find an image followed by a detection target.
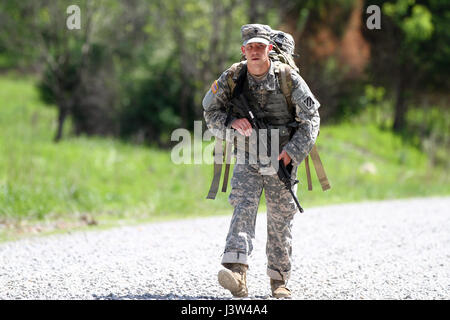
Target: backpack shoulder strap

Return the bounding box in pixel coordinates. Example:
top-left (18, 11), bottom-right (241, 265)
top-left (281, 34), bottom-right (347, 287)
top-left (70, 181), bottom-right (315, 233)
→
top-left (274, 62), bottom-right (294, 116)
top-left (226, 62), bottom-right (246, 95)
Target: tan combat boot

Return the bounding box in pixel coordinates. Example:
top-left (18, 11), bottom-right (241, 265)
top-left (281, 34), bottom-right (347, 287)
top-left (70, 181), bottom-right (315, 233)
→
top-left (218, 263), bottom-right (248, 298)
top-left (270, 279), bottom-right (291, 298)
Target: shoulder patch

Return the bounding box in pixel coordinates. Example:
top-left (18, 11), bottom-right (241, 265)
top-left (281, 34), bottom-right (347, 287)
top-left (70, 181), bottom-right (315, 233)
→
top-left (300, 94), bottom-right (320, 114)
top-left (211, 80), bottom-right (219, 94)
top-left (303, 96), bottom-right (314, 108)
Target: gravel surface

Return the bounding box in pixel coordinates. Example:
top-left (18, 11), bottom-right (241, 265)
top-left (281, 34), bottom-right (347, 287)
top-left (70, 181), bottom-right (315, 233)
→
top-left (1, 197), bottom-right (449, 300)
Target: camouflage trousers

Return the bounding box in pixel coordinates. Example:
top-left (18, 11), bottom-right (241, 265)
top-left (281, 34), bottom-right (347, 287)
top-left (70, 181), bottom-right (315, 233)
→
top-left (221, 162), bottom-right (299, 281)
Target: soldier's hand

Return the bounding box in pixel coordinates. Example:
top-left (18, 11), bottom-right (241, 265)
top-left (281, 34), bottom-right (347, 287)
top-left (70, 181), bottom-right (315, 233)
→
top-left (231, 118), bottom-right (252, 136)
top-left (278, 150), bottom-right (292, 166)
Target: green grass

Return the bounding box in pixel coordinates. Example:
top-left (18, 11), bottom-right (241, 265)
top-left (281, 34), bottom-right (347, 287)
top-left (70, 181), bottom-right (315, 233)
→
top-left (308, 122), bottom-right (449, 205)
top-left (0, 74), bottom-right (449, 242)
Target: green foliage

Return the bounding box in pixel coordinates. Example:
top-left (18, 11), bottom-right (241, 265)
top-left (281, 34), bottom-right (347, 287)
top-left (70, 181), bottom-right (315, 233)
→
top-left (362, 0), bottom-right (449, 135)
top-left (0, 75), bottom-right (448, 235)
top-left (309, 121), bottom-right (449, 206)
top-left (0, 0), bottom-right (448, 144)
top-left (383, 1), bottom-right (434, 42)
top-left (0, 1), bottom-right (448, 242)
top-left (348, 83), bottom-right (449, 169)
top-left (119, 57), bottom-right (183, 145)
top-left (0, 75), bottom-right (215, 221)
top-left (403, 5), bottom-right (434, 40)
top-left (369, 0), bottom-right (450, 89)
top-left (405, 106), bottom-right (450, 168)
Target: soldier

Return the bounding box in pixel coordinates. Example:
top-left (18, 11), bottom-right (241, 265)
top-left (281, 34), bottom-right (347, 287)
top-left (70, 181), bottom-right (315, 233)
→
top-left (202, 24), bottom-right (320, 298)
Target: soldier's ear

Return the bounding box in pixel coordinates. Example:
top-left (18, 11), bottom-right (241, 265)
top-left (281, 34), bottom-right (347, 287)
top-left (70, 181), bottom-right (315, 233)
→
top-left (268, 44), bottom-right (273, 52)
top-left (241, 46), bottom-right (246, 55)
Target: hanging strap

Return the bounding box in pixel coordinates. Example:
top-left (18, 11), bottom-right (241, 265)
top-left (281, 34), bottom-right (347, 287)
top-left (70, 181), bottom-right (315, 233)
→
top-left (309, 145), bottom-right (331, 191)
top-left (304, 155), bottom-right (313, 191)
top-left (206, 138), bottom-right (225, 199)
top-left (277, 62), bottom-right (330, 192)
top-left (279, 63), bottom-right (315, 191)
top-left (207, 63), bottom-right (246, 200)
top-left (221, 141), bottom-right (233, 192)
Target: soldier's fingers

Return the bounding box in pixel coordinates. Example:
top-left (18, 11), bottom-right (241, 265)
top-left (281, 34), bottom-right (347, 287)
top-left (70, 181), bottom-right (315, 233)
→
top-left (283, 154), bottom-right (291, 166)
top-left (239, 121), bottom-right (250, 133)
top-left (232, 121), bottom-right (243, 131)
top-left (235, 119), bottom-right (252, 136)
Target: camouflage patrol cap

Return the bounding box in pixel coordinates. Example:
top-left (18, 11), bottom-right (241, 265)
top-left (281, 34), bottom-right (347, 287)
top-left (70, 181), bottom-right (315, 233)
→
top-left (241, 24), bottom-right (272, 46)
top-left (270, 30), bottom-right (295, 56)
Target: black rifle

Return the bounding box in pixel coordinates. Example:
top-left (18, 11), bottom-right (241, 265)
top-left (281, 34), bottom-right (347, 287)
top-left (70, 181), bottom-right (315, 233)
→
top-left (231, 94), bottom-right (304, 213)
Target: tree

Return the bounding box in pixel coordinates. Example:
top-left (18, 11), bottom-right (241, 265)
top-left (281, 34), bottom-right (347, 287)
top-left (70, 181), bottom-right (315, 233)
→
top-left (362, 0), bottom-right (449, 132)
top-left (0, 0), bottom-right (151, 141)
top-left (276, 0), bottom-right (366, 122)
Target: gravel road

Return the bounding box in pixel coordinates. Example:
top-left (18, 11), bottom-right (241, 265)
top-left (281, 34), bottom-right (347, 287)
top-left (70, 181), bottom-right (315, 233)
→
top-left (1, 197), bottom-right (449, 300)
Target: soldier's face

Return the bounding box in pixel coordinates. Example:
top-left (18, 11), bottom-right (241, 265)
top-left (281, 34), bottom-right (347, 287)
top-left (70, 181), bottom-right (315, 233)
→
top-left (241, 43), bottom-right (272, 64)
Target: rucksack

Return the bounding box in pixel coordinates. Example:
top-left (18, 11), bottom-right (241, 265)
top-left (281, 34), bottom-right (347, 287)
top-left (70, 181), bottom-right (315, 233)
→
top-left (206, 29), bottom-right (330, 200)
top-left (269, 29), bottom-right (300, 73)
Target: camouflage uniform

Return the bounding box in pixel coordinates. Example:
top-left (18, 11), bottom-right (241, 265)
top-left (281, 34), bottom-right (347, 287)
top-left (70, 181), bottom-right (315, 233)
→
top-left (203, 25), bottom-right (320, 282)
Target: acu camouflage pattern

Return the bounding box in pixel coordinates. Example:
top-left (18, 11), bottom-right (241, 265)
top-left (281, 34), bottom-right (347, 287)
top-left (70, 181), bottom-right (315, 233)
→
top-left (203, 60), bottom-right (320, 166)
top-left (270, 29), bottom-right (296, 56)
top-left (202, 30), bottom-right (320, 281)
top-left (240, 24), bottom-right (272, 45)
top-left (241, 24), bottom-right (296, 56)
top-left (269, 29), bottom-right (299, 73)
top-left (221, 163), bottom-right (299, 281)
top-left (229, 61), bottom-right (294, 170)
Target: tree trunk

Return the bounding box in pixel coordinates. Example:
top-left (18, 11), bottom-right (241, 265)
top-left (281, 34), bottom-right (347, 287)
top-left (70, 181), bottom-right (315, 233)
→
top-left (54, 106), bottom-right (67, 142)
top-left (393, 74), bottom-right (407, 132)
top-left (248, 0), bottom-right (260, 23)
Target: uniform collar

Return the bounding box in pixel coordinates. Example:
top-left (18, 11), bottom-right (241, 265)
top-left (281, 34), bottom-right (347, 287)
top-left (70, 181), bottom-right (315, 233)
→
top-left (246, 61), bottom-right (277, 91)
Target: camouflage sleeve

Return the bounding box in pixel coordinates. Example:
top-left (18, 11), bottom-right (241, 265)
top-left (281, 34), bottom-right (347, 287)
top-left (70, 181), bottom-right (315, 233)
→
top-left (283, 71), bottom-right (321, 166)
top-left (202, 69), bottom-right (233, 140)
